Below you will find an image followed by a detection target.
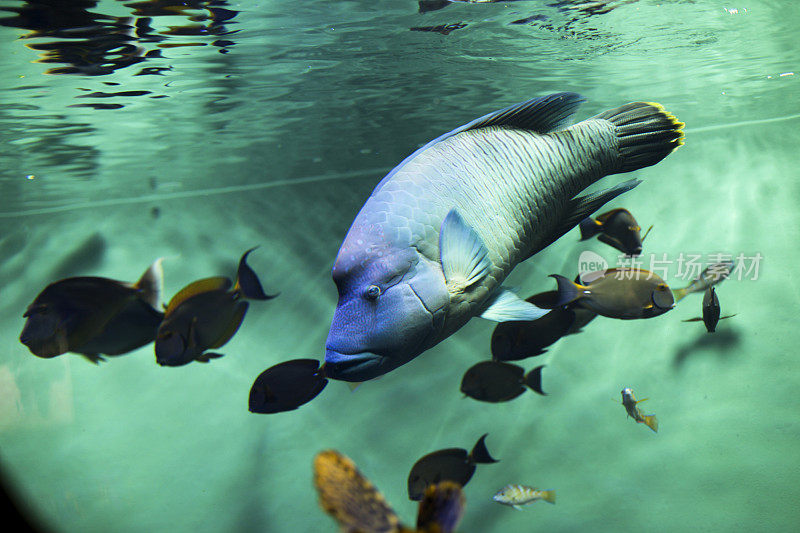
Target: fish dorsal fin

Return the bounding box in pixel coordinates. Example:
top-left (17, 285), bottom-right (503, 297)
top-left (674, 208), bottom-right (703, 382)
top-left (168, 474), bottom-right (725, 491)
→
top-left (165, 277), bottom-right (232, 316)
top-left (439, 209), bottom-right (492, 293)
top-left (595, 208), bottom-right (628, 224)
top-left (134, 258), bottom-right (164, 310)
top-left (456, 92), bottom-right (586, 135)
top-left (373, 93), bottom-right (585, 195)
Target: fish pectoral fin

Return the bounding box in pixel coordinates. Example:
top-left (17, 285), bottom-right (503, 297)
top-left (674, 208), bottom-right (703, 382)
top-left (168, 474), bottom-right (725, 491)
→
top-left (480, 288), bottom-right (548, 322)
top-left (439, 209), bottom-right (493, 293)
top-left (636, 398), bottom-right (648, 404)
top-left (512, 504), bottom-right (524, 511)
top-left (196, 352), bottom-right (224, 363)
top-left (682, 317), bottom-right (703, 322)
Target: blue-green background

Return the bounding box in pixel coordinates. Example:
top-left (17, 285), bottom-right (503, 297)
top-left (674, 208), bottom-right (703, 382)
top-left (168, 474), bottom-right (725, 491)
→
top-left (1, 1), bottom-right (798, 531)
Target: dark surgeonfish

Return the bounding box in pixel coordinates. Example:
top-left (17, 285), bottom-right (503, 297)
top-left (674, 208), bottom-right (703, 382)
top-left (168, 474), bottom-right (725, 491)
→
top-left (491, 287), bottom-right (597, 361)
top-left (551, 268), bottom-right (674, 319)
top-left (249, 359), bottom-right (328, 414)
top-left (324, 93), bottom-right (683, 382)
top-left (672, 261), bottom-right (734, 302)
top-left (20, 260), bottom-right (163, 362)
top-left (461, 361), bottom-right (546, 402)
top-left (314, 449), bottom-right (465, 533)
top-left (578, 208), bottom-right (652, 256)
top-left (155, 248), bottom-right (276, 367)
top-left (621, 387), bottom-right (658, 432)
top-left (407, 434), bottom-right (498, 501)
top-left (682, 287), bottom-right (735, 333)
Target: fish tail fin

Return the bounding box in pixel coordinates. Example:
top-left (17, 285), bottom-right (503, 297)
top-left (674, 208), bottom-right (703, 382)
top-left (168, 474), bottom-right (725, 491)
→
top-left (235, 247), bottom-right (279, 301)
top-left (541, 490), bottom-right (556, 504)
top-left (593, 101), bottom-right (684, 174)
top-left (469, 433), bottom-right (499, 464)
top-left (672, 287), bottom-right (689, 302)
top-left (642, 414), bottom-right (658, 433)
top-left (524, 365), bottom-right (546, 396)
top-left (134, 258), bottom-right (164, 310)
top-left (578, 217), bottom-right (603, 240)
top-left (549, 274), bottom-right (584, 307)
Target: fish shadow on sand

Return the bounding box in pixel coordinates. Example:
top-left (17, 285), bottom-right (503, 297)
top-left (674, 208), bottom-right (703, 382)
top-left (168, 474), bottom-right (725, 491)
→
top-left (673, 329), bottom-right (741, 369)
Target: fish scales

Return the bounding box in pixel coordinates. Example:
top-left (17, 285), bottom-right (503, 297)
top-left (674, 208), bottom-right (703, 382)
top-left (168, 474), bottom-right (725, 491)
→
top-left (366, 121), bottom-right (617, 293)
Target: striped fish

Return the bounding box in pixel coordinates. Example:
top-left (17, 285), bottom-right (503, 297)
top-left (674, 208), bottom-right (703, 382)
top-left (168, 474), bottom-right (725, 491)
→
top-left (324, 92), bottom-right (684, 382)
top-left (493, 484), bottom-right (556, 509)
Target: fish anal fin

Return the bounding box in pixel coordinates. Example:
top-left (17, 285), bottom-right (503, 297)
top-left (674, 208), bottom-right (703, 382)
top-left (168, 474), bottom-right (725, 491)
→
top-left (439, 209), bottom-right (492, 293)
top-left (165, 277), bottom-right (232, 316)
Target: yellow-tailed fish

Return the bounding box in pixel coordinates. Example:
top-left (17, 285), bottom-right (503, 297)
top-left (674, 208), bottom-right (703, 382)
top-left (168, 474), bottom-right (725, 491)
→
top-left (621, 387), bottom-right (658, 432)
top-left (492, 484), bottom-right (556, 510)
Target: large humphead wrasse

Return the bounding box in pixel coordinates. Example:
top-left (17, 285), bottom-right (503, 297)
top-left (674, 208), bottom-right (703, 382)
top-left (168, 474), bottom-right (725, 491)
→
top-left (325, 93), bottom-right (684, 381)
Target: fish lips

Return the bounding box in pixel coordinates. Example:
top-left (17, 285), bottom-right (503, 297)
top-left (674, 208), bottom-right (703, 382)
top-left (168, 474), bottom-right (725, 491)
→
top-left (323, 349), bottom-right (387, 382)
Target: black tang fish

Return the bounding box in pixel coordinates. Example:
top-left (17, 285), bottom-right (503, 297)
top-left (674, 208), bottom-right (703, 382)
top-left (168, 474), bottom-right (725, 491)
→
top-left (461, 361), bottom-right (546, 402)
top-left (249, 359), bottom-right (328, 414)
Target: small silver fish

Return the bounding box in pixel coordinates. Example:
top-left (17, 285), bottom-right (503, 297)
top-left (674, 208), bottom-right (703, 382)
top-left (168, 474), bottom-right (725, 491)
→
top-left (673, 261), bottom-right (734, 301)
top-left (492, 484), bottom-right (556, 510)
top-left (621, 388), bottom-right (658, 432)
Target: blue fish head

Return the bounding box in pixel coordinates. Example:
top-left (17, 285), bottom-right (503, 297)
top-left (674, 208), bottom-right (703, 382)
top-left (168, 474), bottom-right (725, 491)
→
top-left (324, 246), bottom-right (448, 382)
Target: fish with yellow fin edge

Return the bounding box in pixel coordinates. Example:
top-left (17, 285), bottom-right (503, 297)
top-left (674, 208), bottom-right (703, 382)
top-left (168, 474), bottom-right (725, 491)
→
top-left (550, 268), bottom-right (674, 319)
top-left (314, 450), bottom-right (465, 533)
top-left (20, 259), bottom-right (164, 363)
top-left (324, 93), bottom-right (684, 382)
top-left (578, 207), bottom-right (652, 256)
top-left (621, 387), bottom-right (658, 432)
top-left (155, 248), bottom-right (277, 366)
top-left (682, 286), bottom-right (736, 332)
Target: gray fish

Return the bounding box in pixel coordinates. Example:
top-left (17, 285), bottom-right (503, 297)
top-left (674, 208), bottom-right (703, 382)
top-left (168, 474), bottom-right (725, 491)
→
top-left (324, 93), bottom-right (684, 382)
top-left (672, 261), bottom-right (734, 301)
top-left (621, 387), bottom-right (658, 432)
top-left (682, 287), bottom-right (735, 333)
top-left (551, 268), bottom-right (674, 319)
top-left (407, 434), bottom-right (498, 501)
top-left (155, 248), bottom-right (276, 367)
top-left (578, 208), bottom-right (651, 256)
top-left (20, 260), bottom-right (163, 361)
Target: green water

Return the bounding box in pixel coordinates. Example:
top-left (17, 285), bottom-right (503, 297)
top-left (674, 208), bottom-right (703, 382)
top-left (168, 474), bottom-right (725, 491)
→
top-left (1, 1), bottom-right (798, 531)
